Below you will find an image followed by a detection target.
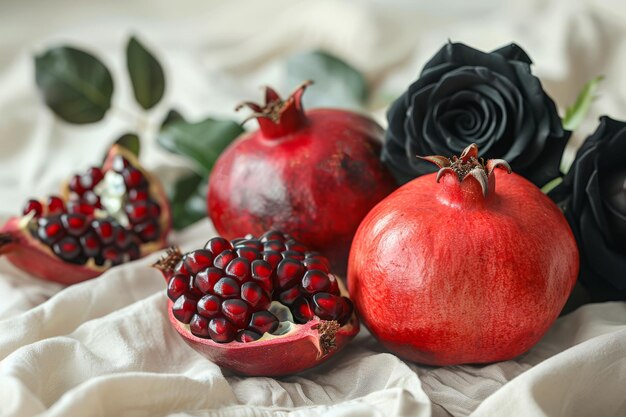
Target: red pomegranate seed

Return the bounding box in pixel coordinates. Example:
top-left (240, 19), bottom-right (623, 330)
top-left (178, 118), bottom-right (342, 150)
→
top-left (60, 213), bottom-right (89, 236)
top-left (127, 243), bottom-right (140, 261)
top-left (208, 317), bottom-right (236, 343)
top-left (328, 274), bottom-right (340, 295)
top-left (236, 247), bottom-right (261, 262)
top-left (241, 282), bottom-right (270, 310)
top-left (85, 167), bottom-right (104, 187)
top-left (82, 191), bottom-right (102, 208)
top-left (301, 270), bottom-right (331, 294)
top-left (172, 294), bottom-right (197, 324)
top-left (259, 230), bottom-right (285, 243)
top-left (262, 250), bottom-right (282, 269)
top-left (69, 174), bottom-right (86, 195)
top-left (263, 240), bottom-right (286, 252)
top-left (282, 250), bottom-right (305, 261)
top-left (23, 199), bottom-right (43, 217)
top-left (213, 277), bottom-right (240, 299)
top-left (167, 274), bottom-right (188, 301)
top-left (114, 226), bottom-right (135, 249)
top-left (312, 293), bottom-right (343, 321)
top-left (183, 250), bottom-right (214, 275)
top-left (303, 257), bottom-right (330, 273)
top-left (276, 258), bottom-right (305, 289)
top-left (197, 294), bottom-right (221, 318)
top-left (292, 297), bottom-right (315, 323)
top-left (46, 196), bottom-right (65, 215)
top-left (123, 167), bottom-right (145, 189)
top-left (204, 237), bottom-right (232, 256)
top-left (148, 201), bottom-right (161, 218)
top-left (190, 314), bottom-right (210, 338)
top-left (37, 216), bottom-right (65, 244)
top-left (278, 286), bottom-right (300, 305)
top-left (134, 220), bottom-right (160, 243)
top-left (128, 188), bottom-right (149, 202)
top-left (102, 245), bottom-right (124, 266)
top-left (221, 299), bottom-right (250, 328)
top-left (126, 202), bottom-right (149, 224)
top-left (337, 297), bottom-right (354, 325)
top-left (52, 236), bottom-right (82, 262)
top-left (248, 310), bottom-right (279, 334)
top-left (214, 250), bottom-right (236, 269)
top-left (233, 239), bottom-right (262, 251)
top-left (194, 267), bottom-right (222, 294)
top-left (237, 330), bottom-right (261, 343)
top-left (91, 219), bottom-right (115, 245)
top-left (285, 239), bottom-right (308, 253)
top-left (225, 257), bottom-right (251, 282)
top-left (66, 200), bottom-right (96, 216)
top-left (79, 230), bottom-right (101, 258)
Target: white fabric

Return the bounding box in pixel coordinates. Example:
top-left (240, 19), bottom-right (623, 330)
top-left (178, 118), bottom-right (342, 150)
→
top-left (1, 0), bottom-right (626, 416)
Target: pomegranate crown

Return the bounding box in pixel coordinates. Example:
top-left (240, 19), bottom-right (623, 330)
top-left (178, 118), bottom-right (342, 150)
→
top-left (418, 144), bottom-right (511, 196)
top-left (235, 80), bottom-right (312, 138)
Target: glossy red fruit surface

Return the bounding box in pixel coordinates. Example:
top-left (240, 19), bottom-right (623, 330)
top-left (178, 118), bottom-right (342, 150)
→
top-left (348, 144), bottom-right (579, 366)
top-left (0, 145), bottom-right (171, 285)
top-left (154, 232), bottom-right (359, 377)
top-left (208, 81), bottom-right (397, 274)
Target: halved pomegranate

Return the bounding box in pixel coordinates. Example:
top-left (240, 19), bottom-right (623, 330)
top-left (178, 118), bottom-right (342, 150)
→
top-left (0, 145), bottom-right (171, 284)
top-left (153, 231), bottom-right (359, 376)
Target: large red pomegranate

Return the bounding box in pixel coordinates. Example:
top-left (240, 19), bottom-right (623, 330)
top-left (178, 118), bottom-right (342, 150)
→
top-left (154, 230), bottom-right (358, 376)
top-left (0, 145), bottom-right (171, 284)
top-left (208, 81), bottom-right (397, 274)
top-left (348, 144), bottom-right (578, 365)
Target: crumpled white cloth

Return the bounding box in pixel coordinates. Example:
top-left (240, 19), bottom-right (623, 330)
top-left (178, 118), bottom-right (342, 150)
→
top-left (1, 1), bottom-right (626, 416)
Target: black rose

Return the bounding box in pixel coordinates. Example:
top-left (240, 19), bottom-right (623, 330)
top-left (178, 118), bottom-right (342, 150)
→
top-left (383, 42), bottom-right (570, 187)
top-left (550, 116), bottom-right (626, 301)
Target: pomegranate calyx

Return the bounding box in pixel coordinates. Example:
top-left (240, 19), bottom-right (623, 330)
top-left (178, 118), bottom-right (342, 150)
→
top-left (153, 245), bottom-right (183, 280)
top-left (235, 80), bottom-right (313, 139)
top-left (419, 143), bottom-right (512, 197)
top-left (313, 320), bottom-right (340, 356)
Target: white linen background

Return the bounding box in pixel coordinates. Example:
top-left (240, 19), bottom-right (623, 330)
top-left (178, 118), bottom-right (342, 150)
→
top-left (0, 0), bottom-right (625, 416)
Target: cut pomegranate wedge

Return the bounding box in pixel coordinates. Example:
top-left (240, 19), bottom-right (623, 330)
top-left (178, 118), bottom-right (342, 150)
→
top-left (154, 231), bottom-right (359, 377)
top-left (0, 145), bottom-right (171, 284)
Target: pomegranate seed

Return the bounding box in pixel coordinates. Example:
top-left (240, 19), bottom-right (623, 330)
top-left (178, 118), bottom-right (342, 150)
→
top-left (79, 230), bottom-right (101, 258)
top-left (312, 293), bottom-right (343, 321)
top-left (52, 236), bottom-right (82, 262)
top-left (148, 201), bottom-right (161, 218)
top-left (248, 310), bottom-right (279, 334)
top-left (66, 200), bottom-right (96, 216)
top-left (167, 274), bottom-right (188, 301)
top-left (60, 213), bottom-right (89, 236)
top-left (251, 259), bottom-right (273, 293)
top-left (214, 250), bottom-right (236, 269)
top-left (102, 246), bottom-right (124, 266)
top-left (174, 260), bottom-right (189, 276)
top-left (236, 247), bottom-right (261, 262)
top-left (127, 243), bottom-right (141, 261)
top-left (279, 286), bottom-right (300, 305)
top-left (263, 240), bottom-right (286, 252)
top-left (134, 220), bottom-right (160, 243)
top-left (237, 330), bottom-right (261, 343)
top-left (194, 267), bottom-right (222, 294)
top-left (46, 196), bottom-right (65, 215)
top-left (285, 239), bottom-right (308, 253)
top-left (23, 199), bottom-right (43, 217)
top-left (337, 297), bottom-right (354, 325)
top-left (114, 226), bottom-right (135, 249)
top-left (36, 216), bottom-right (65, 244)
top-left (303, 257), bottom-right (330, 273)
top-left (241, 282), bottom-right (270, 310)
top-left (282, 250), bottom-right (305, 261)
top-left (190, 314), bottom-right (210, 338)
top-left (222, 299), bottom-right (250, 328)
top-left (125, 201), bottom-right (148, 224)
top-left (213, 277), bottom-right (240, 299)
top-left (233, 239), bottom-right (262, 251)
top-left (262, 250), bottom-right (282, 269)
top-left (172, 294), bottom-right (198, 324)
top-left (123, 167), bottom-right (145, 189)
top-left (111, 155), bottom-right (129, 172)
top-left (259, 230), bottom-right (285, 243)
top-left (301, 270), bottom-right (331, 294)
top-left (328, 274), bottom-right (340, 295)
top-left (183, 250), bottom-right (214, 275)
top-left (84, 167), bottom-right (104, 187)
top-left (128, 188), bottom-right (149, 202)
top-left (69, 174), bottom-right (86, 195)
top-left (225, 257), bottom-right (251, 282)
top-left (276, 258), bottom-right (305, 289)
top-left (92, 219), bottom-right (115, 245)
top-left (204, 237), bottom-right (232, 255)
top-left (292, 297), bottom-right (315, 323)
top-left (197, 294), bottom-right (221, 318)
top-left (208, 317), bottom-right (236, 343)
top-left (82, 191), bottom-right (102, 208)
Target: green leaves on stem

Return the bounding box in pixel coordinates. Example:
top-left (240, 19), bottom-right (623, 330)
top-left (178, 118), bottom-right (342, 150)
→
top-left (563, 75), bottom-right (604, 131)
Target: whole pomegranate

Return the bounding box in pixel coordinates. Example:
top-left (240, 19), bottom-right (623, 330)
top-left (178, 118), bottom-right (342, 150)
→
top-left (153, 230), bottom-right (359, 376)
top-left (208, 81), bottom-right (397, 273)
top-left (0, 145), bottom-right (171, 284)
top-left (348, 144), bottom-right (578, 365)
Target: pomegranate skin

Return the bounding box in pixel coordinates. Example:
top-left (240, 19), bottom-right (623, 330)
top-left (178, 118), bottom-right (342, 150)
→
top-left (208, 85), bottom-right (397, 273)
top-left (348, 167), bottom-right (579, 365)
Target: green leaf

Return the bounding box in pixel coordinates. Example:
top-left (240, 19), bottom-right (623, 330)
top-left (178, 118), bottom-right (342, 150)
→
top-left (126, 36), bottom-right (165, 110)
top-left (562, 75), bottom-right (604, 131)
top-left (285, 50), bottom-right (368, 109)
top-left (540, 176), bottom-right (563, 194)
top-left (160, 109), bottom-right (185, 128)
top-left (157, 118), bottom-right (244, 176)
top-left (35, 46), bottom-right (113, 124)
top-left (169, 171), bottom-right (207, 230)
top-left (114, 133), bottom-right (141, 157)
